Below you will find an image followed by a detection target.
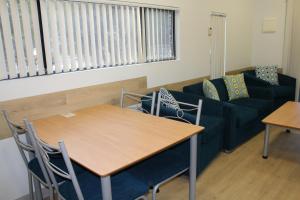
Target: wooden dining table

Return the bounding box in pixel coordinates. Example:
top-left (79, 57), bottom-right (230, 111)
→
top-left (33, 104), bottom-right (204, 200)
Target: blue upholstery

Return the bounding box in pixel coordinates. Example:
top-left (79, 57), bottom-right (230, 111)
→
top-left (230, 98), bottom-right (272, 116)
top-left (244, 70), bottom-right (296, 110)
top-left (184, 78), bottom-right (229, 101)
top-left (183, 78), bottom-right (274, 151)
top-left (210, 78), bottom-right (229, 101)
top-left (59, 171), bottom-right (148, 200)
top-left (128, 150), bottom-right (188, 187)
top-left (28, 155), bottom-right (85, 183)
top-left (141, 90), bottom-right (224, 176)
top-left (233, 105), bottom-right (257, 128)
top-left (272, 85), bottom-right (295, 98)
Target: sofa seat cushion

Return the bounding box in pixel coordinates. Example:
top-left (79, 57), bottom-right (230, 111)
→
top-left (230, 98), bottom-right (271, 116)
top-left (200, 115), bottom-right (224, 143)
top-left (272, 85), bottom-right (295, 98)
top-left (234, 105), bottom-right (258, 128)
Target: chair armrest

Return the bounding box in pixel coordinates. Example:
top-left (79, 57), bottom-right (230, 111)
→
top-left (247, 86), bottom-right (274, 100)
top-left (169, 91), bottom-right (223, 117)
top-left (243, 73), bottom-right (271, 87)
top-left (278, 73), bottom-right (297, 87)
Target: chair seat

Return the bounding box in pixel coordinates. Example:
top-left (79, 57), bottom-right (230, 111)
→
top-left (28, 156), bottom-right (85, 183)
top-left (59, 171), bottom-right (148, 200)
top-left (128, 150), bottom-right (188, 187)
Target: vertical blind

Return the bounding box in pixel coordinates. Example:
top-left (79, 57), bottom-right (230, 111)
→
top-left (0, 0), bottom-right (176, 80)
top-left (145, 8), bottom-right (175, 62)
top-left (0, 0), bottom-right (45, 80)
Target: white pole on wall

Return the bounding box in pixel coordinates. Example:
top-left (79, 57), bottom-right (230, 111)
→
top-left (282, 0), bottom-right (294, 74)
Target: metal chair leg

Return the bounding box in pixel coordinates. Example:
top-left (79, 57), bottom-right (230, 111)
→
top-left (27, 172), bottom-right (34, 200)
top-left (33, 176), bottom-right (43, 200)
top-left (152, 185), bottom-right (160, 200)
top-left (136, 195), bottom-right (148, 200)
top-left (49, 187), bottom-right (55, 200)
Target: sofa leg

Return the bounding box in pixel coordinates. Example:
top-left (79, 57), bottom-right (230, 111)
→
top-left (223, 149), bottom-right (234, 154)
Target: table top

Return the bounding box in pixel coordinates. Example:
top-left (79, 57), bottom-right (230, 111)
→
top-left (262, 101), bottom-right (300, 130)
top-left (33, 104), bottom-right (204, 176)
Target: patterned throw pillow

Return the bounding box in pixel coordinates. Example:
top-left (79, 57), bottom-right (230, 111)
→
top-left (203, 79), bottom-right (220, 101)
top-left (255, 65), bottom-right (279, 85)
top-left (159, 88), bottom-right (181, 110)
top-left (223, 74), bottom-right (249, 101)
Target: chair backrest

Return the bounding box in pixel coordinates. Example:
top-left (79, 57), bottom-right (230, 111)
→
top-left (120, 88), bottom-right (157, 115)
top-left (24, 120), bottom-right (84, 200)
top-left (2, 110), bottom-right (35, 165)
top-left (156, 92), bottom-right (202, 126)
top-left (2, 111), bottom-right (53, 187)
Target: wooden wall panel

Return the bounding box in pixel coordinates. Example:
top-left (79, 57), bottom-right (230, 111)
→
top-left (0, 77), bottom-right (147, 139)
top-left (0, 66), bottom-right (268, 139)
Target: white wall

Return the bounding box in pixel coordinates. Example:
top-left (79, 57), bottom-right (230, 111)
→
top-left (0, 0), bottom-right (257, 102)
top-left (288, 0), bottom-right (300, 98)
top-left (0, 0), bottom-right (288, 199)
top-left (251, 0), bottom-right (287, 67)
top-left (0, 137), bottom-right (28, 200)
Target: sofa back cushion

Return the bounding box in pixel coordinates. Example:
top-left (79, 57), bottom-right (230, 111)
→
top-left (183, 83), bottom-right (205, 96)
top-left (255, 66), bottom-right (279, 85)
top-left (203, 79), bottom-right (220, 101)
top-left (223, 74), bottom-right (249, 101)
top-left (244, 70), bottom-right (256, 76)
top-left (183, 78), bottom-right (229, 101)
top-left (159, 88), bottom-right (181, 111)
top-left (210, 78), bottom-right (229, 101)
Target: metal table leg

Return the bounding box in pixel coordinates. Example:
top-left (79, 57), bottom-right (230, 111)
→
top-left (101, 176), bottom-right (112, 200)
top-left (189, 135), bottom-right (198, 200)
top-left (263, 124), bottom-right (270, 159)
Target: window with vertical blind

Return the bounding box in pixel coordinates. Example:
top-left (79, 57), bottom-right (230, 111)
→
top-left (0, 0), bottom-right (177, 80)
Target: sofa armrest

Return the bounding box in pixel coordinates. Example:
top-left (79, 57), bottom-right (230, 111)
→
top-left (222, 102), bottom-right (239, 150)
top-left (169, 91), bottom-right (223, 117)
top-left (243, 73), bottom-right (271, 87)
top-left (247, 86), bottom-right (274, 100)
top-left (278, 73), bottom-right (296, 87)
top-left (183, 83), bottom-right (204, 96)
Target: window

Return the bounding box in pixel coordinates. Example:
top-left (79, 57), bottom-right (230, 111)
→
top-left (144, 8), bottom-right (176, 62)
top-left (0, 0), bottom-right (45, 79)
top-left (0, 0), bottom-right (177, 80)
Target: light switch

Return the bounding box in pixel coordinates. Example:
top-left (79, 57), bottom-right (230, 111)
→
top-left (262, 18), bottom-right (277, 33)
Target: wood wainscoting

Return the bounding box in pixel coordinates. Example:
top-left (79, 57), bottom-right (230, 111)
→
top-left (0, 77), bottom-right (147, 139)
top-left (0, 66), bottom-right (265, 139)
